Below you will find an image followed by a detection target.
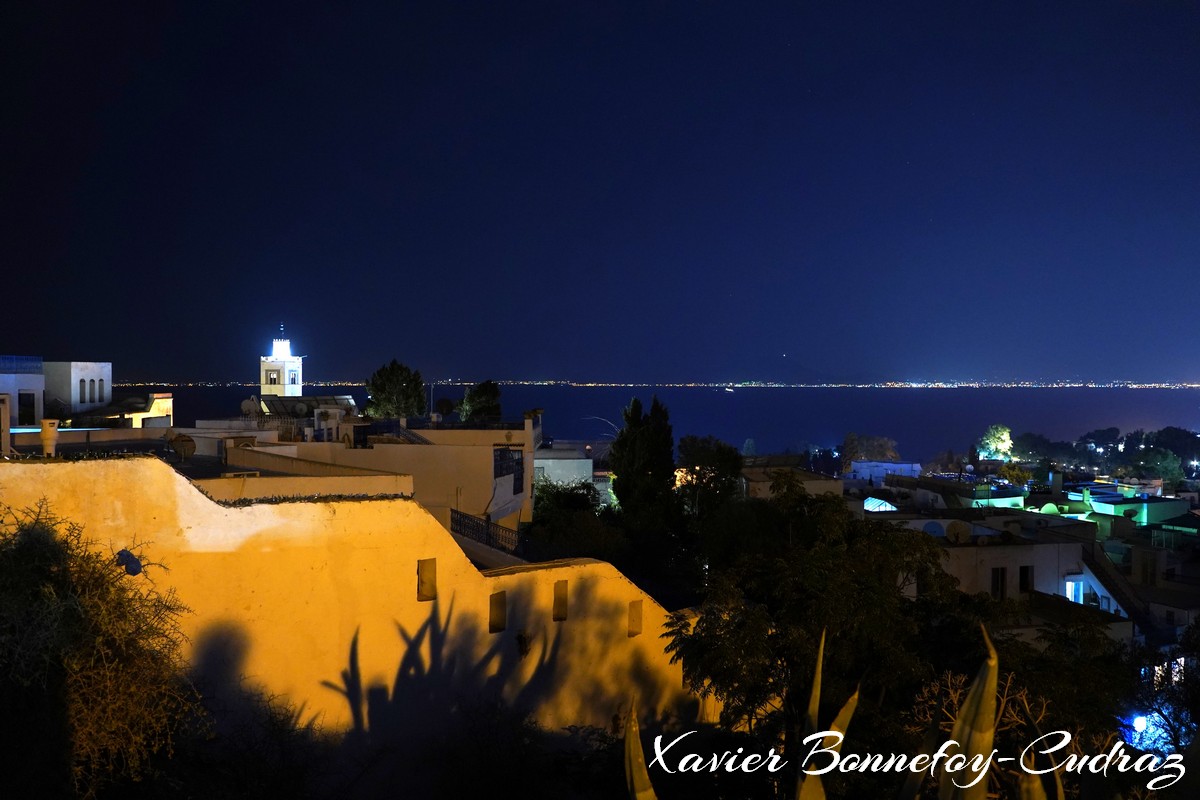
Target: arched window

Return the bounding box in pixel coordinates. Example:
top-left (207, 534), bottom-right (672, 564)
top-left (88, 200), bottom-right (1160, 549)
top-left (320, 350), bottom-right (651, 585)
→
top-left (89, 379), bottom-right (96, 403)
top-left (99, 379), bottom-right (105, 403)
top-left (79, 379), bottom-right (86, 404)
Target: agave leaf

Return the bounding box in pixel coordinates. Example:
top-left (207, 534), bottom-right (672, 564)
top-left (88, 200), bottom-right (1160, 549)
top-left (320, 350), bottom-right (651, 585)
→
top-left (829, 686), bottom-right (859, 752)
top-left (898, 698), bottom-right (947, 800)
top-left (938, 625), bottom-right (998, 800)
top-left (797, 686), bottom-right (858, 800)
top-left (624, 699), bottom-right (658, 800)
top-left (797, 772), bottom-right (827, 800)
top-left (797, 633), bottom-right (856, 800)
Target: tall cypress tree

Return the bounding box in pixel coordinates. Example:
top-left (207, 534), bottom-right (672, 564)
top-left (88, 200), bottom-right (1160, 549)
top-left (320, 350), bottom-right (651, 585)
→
top-left (609, 396), bottom-right (675, 521)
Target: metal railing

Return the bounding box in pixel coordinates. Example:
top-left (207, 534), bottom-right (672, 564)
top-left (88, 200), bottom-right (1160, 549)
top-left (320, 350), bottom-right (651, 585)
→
top-left (0, 355), bottom-right (43, 374)
top-left (404, 418), bottom-right (525, 431)
top-left (450, 508), bottom-right (521, 553)
top-left (1082, 541), bottom-right (1150, 618)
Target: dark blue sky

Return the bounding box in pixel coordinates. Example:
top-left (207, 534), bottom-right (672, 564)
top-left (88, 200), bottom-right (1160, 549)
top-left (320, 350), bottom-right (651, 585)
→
top-left (5, 2), bottom-right (1198, 383)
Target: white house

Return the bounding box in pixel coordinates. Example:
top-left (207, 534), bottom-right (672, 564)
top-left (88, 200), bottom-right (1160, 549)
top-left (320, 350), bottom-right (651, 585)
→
top-left (43, 360), bottom-right (113, 415)
top-left (0, 355), bottom-right (45, 427)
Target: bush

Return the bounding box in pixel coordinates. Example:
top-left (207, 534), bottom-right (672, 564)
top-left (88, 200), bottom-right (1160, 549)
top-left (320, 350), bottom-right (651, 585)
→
top-left (0, 502), bottom-right (199, 798)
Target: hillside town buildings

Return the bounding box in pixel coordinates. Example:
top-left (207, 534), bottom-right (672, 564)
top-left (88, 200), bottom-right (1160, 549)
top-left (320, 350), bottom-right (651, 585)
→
top-left (4, 334), bottom-right (1200, 749)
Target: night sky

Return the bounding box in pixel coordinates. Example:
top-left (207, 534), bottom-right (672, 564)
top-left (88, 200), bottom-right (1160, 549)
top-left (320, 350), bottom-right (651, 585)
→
top-left (5, 2), bottom-right (1198, 384)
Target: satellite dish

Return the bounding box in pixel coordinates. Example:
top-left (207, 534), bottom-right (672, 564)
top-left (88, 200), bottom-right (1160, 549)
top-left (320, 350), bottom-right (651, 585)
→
top-left (965, 465), bottom-right (975, 474)
top-left (240, 398), bottom-right (258, 415)
top-left (946, 520), bottom-right (971, 544)
top-left (115, 549), bottom-right (143, 576)
top-left (294, 402), bottom-right (309, 416)
top-left (170, 434), bottom-right (196, 461)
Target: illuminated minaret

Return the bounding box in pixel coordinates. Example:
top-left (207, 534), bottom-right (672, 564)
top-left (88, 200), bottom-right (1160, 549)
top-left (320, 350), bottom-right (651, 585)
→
top-left (259, 324), bottom-right (304, 397)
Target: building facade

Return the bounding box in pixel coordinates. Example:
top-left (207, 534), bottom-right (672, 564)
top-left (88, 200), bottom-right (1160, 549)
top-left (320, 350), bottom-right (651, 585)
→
top-left (43, 360), bottom-right (113, 415)
top-left (259, 333), bottom-right (303, 398)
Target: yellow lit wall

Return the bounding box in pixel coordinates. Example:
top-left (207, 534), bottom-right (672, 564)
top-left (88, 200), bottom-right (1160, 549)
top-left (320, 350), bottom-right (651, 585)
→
top-left (0, 458), bottom-right (705, 732)
top-left (233, 441), bottom-right (529, 529)
top-left (194, 473), bottom-right (415, 502)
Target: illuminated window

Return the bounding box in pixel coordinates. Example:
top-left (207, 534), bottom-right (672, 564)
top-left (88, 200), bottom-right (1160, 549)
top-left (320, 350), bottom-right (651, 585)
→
top-left (553, 580), bottom-right (568, 621)
top-left (416, 558), bottom-right (436, 601)
top-left (1065, 579), bottom-right (1084, 604)
top-left (267, 371), bottom-right (280, 385)
top-left (289, 371), bottom-right (298, 385)
top-left (628, 599), bottom-right (643, 637)
top-left (489, 591), bottom-right (507, 633)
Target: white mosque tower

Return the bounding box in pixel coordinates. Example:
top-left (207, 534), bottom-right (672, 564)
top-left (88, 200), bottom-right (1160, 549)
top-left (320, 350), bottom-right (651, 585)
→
top-left (259, 324), bottom-right (304, 397)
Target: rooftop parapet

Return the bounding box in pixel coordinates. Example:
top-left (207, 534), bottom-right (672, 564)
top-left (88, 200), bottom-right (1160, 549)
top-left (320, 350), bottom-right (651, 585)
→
top-left (0, 355), bottom-right (43, 375)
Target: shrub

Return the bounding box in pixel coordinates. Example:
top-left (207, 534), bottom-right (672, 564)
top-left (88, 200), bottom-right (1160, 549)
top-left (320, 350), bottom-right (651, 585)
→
top-left (0, 502), bottom-right (199, 797)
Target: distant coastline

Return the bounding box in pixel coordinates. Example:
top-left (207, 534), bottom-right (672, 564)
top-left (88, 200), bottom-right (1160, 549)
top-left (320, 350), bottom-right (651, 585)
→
top-left (115, 380), bottom-right (1200, 390)
top-left (108, 383), bottom-right (1200, 462)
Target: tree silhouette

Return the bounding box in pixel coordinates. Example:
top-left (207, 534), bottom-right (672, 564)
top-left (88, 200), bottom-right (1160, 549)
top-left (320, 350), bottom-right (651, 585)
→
top-left (609, 396), bottom-right (675, 523)
top-left (458, 379), bottom-right (502, 422)
top-left (365, 360), bottom-right (426, 418)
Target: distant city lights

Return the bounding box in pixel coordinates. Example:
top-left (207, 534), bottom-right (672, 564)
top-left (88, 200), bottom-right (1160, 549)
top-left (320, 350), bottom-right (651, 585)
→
top-left (113, 378), bottom-right (1200, 389)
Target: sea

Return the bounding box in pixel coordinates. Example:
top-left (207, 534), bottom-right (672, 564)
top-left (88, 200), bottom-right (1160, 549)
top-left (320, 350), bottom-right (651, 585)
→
top-left (125, 384), bottom-right (1200, 463)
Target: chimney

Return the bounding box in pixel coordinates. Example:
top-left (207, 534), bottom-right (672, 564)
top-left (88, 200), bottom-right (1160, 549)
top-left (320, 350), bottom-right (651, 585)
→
top-left (40, 419), bottom-right (59, 457)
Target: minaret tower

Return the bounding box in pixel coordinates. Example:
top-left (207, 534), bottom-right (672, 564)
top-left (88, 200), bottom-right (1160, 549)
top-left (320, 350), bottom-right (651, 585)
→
top-left (259, 323), bottom-right (304, 397)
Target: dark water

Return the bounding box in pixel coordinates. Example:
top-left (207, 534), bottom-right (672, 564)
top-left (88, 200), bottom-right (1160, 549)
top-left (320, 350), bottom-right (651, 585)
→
top-left (129, 384), bottom-right (1200, 462)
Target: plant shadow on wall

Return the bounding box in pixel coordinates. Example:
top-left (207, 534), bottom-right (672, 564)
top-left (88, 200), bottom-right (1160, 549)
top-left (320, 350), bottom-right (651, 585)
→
top-left (170, 621), bottom-right (340, 800)
top-left (320, 586), bottom-right (670, 799)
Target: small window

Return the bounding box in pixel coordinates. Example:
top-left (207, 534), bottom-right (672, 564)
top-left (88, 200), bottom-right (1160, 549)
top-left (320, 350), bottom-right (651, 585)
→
top-left (289, 371), bottom-right (298, 385)
top-left (553, 580), bottom-right (568, 622)
top-left (88, 379), bottom-right (96, 403)
top-left (489, 591), bottom-right (507, 633)
top-left (1018, 565), bottom-right (1033, 593)
top-left (267, 370), bottom-right (280, 385)
top-left (990, 567), bottom-right (1007, 601)
top-left (628, 599), bottom-right (643, 637)
top-left (417, 558), bottom-right (437, 602)
top-left (98, 378), bottom-right (105, 403)
top-left (79, 379), bottom-right (85, 404)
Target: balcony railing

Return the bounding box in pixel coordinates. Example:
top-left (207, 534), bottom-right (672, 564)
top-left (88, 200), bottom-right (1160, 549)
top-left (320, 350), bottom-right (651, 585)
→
top-left (450, 508), bottom-right (522, 553)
